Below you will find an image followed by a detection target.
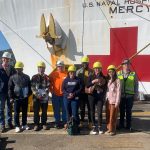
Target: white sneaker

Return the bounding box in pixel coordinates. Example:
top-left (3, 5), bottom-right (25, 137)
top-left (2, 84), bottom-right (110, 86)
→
top-left (90, 126), bottom-right (97, 135)
top-left (22, 125), bottom-right (30, 130)
top-left (98, 127), bottom-right (104, 134)
top-left (15, 127), bottom-right (20, 133)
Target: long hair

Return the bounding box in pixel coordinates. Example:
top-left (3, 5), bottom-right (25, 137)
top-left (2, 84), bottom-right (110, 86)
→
top-left (107, 70), bottom-right (117, 83)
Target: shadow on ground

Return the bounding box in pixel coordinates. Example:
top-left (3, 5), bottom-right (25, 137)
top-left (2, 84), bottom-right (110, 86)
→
top-left (0, 137), bottom-right (15, 150)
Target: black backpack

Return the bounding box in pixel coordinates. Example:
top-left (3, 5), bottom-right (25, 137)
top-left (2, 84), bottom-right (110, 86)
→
top-left (67, 117), bottom-right (80, 135)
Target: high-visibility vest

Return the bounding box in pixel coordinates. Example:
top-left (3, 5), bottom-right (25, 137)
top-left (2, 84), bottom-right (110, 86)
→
top-left (117, 71), bottom-right (135, 95)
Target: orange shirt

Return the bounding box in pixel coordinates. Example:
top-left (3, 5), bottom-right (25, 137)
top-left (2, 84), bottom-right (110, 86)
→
top-left (49, 70), bottom-right (67, 96)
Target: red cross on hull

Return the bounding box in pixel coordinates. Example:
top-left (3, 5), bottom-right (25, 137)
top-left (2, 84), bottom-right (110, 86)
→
top-left (89, 27), bottom-right (150, 82)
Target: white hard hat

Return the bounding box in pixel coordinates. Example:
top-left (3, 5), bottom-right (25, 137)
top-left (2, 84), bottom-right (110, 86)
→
top-left (56, 60), bottom-right (64, 66)
top-left (2, 52), bottom-right (11, 59)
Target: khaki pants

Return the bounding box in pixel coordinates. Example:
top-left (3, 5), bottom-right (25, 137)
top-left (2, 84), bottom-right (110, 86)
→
top-left (106, 101), bottom-right (118, 132)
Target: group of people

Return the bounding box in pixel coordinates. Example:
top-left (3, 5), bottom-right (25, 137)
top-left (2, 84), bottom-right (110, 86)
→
top-left (0, 52), bottom-right (138, 135)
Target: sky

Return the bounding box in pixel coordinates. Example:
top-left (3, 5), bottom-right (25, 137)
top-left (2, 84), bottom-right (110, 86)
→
top-left (0, 31), bottom-right (11, 51)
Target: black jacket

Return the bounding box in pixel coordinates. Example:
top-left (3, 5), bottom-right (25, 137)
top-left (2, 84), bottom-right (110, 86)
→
top-left (0, 64), bottom-right (16, 94)
top-left (87, 73), bottom-right (107, 96)
top-left (76, 67), bottom-right (93, 89)
top-left (8, 72), bottom-right (32, 99)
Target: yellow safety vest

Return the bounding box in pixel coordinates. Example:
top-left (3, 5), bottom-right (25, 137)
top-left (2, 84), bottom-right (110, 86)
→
top-left (117, 71), bottom-right (135, 95)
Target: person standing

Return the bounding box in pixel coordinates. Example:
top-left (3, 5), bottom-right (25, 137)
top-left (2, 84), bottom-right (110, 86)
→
top-left (105, 65), bottom-right (121, 136)
top-left (117, 59), bottom-right (139, 131)
top-left (62, 65), bottom-right (82, 127)
top-left (31, 61), bottom-right (50, 131)
top-left (86, 61), bottom-right (107, 135)
top-left (0, 52), bottom-right (16, 132)
top-left (76, 56), bottom-right (92, 129)
top-left (49, 60), bottom-right (67, 128)
top-left (8, 61), bottom-right (32, 133)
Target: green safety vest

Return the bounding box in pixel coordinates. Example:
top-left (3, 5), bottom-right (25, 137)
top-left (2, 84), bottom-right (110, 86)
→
top-left (117, 71), bottom-right (135, 95)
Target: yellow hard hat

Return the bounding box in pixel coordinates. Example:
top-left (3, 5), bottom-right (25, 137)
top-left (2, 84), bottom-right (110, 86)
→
top-left (68, 65), bottom-right (76, 72)
top-left (93, 61), bottom-right (102, 68)
top-left (15, 61), bottom-right (24, 69)
top-left (37, 61), bottom-right (46, 68)
top-left (107, 65), bottom-right (116, 71)
top-left (81, 56), bottom-right (89, 63)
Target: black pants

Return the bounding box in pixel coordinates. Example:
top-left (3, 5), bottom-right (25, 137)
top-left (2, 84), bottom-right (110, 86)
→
top-left (88, 94), bottom-right (103, 126)
top-left (33, 100), bottom-right (48, 125)
top-left (119, 95), bottom-right (134, 128)
top-left (14, 98), bottom-right (28, 127)
top-left (79, 93), bottom-right (91, 122)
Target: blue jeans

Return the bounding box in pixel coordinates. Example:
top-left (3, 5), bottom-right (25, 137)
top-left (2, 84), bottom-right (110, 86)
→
top-left (52, 94), bottom-right (66, 124)
top-left (63, 97), bottom-right (79, 123)
top-left (0, 93), bottom-right (12, 127)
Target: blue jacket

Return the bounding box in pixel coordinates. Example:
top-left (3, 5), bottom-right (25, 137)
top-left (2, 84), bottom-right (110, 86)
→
top-left (62, 76), bottom-right (82, 99)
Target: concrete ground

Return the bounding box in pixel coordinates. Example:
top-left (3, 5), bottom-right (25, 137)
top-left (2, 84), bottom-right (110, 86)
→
top-left (0, 101), bottom-right (150, 150)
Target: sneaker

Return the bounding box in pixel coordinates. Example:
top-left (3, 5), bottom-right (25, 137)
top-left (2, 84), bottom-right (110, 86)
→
top-left (98, 127), bottom-right (104, 134)
top-left (109, 132), bottom-right (116, 136)
top-left (34, 125), bottom-right (39, 131)
top-left (22, 125), bottom-right (30, 130)
top-left (88, 122), bottom-right (93, 130)
top-left (105, 130), bottom-right (111, 135)
top-left (125, 127), bottom-right (134, 132)
top-left (43, 125), bottom-right (48, 130)
top-left (90, 126), bottom-right (97, 135)
top-left (15, 127), bottom-right (20, 133)
top-left (0, 126), bottom-right (5, 133)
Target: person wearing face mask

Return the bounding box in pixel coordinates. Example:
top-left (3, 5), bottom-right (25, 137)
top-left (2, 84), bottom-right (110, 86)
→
top-left (0, 52), bottom-right (16, 132)
top-left (8, 61), bottom-right (32, 133)
top-left (62, 65), bottom-right (82, 127)
top-left (76, 56), bottom-right (93, 129)
top-left (86, 61), bottom-right (107, 135)
top-left (117, 59), bottom-right (139, 131)
top-left (31, 61), bottom-right (50, 131)
top-left (105, 65), bottom-right (121, 136)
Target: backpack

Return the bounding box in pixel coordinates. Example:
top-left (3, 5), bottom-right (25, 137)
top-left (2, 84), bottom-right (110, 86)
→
top-left (67, 117), bottom-right (80, 135)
